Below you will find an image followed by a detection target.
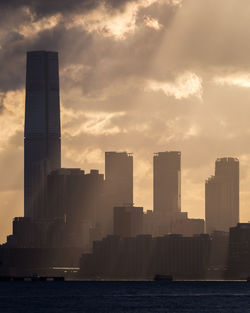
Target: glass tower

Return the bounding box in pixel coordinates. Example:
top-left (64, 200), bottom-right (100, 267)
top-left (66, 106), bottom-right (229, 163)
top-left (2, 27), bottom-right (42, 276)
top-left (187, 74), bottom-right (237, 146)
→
top-left (24, 51), bottom-right (61, 218)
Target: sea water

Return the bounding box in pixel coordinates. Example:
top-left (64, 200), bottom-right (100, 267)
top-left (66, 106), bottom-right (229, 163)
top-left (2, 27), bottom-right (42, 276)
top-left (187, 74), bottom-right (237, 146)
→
top-left (0, 281), bottom-right (249, 313)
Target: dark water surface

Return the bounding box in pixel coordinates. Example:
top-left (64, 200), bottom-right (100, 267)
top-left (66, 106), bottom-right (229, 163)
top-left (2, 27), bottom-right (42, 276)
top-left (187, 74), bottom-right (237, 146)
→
top-left (0, 281), bottom-right (250, 313)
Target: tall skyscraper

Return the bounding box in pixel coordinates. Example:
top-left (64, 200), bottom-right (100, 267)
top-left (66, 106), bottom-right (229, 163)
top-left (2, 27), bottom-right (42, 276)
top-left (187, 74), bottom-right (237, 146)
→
top-left (153, 151), bottom-right (181, 215)
top-left (205, 157), bottom-right (239, 233)
top-left (103, 152), bottom-right (133, 234)
top-left (24, 51), bottom-right (61, 218)
top-left (105, 152), bottom-right (133, 206)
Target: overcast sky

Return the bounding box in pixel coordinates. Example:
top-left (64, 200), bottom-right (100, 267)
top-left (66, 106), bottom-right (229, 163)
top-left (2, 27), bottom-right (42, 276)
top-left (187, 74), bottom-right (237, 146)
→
top-left (1, 0), bottom-right (250, 242)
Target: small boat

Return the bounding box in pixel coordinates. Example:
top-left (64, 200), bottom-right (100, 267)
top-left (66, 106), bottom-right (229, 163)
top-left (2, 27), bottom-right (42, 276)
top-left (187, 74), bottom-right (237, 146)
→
top-left (154, 274), bottom-right (173, 282)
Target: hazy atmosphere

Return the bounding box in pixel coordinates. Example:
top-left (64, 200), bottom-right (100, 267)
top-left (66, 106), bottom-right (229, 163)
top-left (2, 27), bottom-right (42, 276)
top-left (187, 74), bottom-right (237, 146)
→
top-left (1, 0), bottom-right (250, 242)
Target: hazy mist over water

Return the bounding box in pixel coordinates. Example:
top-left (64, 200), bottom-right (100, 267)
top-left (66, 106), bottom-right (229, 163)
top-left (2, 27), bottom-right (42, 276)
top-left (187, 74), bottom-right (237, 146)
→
top-left (0, 281), bottom-right (250, 313)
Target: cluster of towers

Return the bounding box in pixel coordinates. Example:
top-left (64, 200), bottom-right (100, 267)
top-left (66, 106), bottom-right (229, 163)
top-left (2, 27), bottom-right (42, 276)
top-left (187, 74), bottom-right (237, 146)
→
top-left (0, 50), bottom-right (245, 280)
top-left (5, 51), bottom-right (240, 251)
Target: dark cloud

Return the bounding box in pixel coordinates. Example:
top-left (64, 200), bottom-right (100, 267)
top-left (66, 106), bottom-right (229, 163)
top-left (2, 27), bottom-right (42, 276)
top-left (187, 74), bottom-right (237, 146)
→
top-left (0, 0), bottom-right (135, 19)
top-left (0, 1), bottom-right (171, 93)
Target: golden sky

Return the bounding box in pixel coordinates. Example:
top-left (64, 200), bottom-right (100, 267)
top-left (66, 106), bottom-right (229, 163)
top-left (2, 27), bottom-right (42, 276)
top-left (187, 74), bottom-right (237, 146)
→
top-left (1, 0), bottom-right (250, 242)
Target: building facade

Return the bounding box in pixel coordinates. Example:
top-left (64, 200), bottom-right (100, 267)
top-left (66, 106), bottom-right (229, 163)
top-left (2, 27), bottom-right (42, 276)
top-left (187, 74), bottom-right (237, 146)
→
top-left (79, 234), bottom-right (210, 280)
top-left (24, 51), bottom-right (61, 218)
top-left (113, 205), bottom-right (143, 238)
top-left (104, 152), bottom-right (133, 233)
top-left (105, 152), bottom-right (133, 206)
top-left (153, 151), bottom-right (181, 216)
top-left (47, 168), bottom-right (104, 225)
top-left (206, 158), bottom-right (239, 233)
top-left (228, 223), bottom-right (250, 279)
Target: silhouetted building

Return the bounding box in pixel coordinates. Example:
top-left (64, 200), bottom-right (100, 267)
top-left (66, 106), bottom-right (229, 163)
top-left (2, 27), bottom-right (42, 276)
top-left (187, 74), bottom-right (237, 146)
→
top-left (0, 245), bottom-right (84, 277)
top-left (24, 51), bottom-right (61, 219)
top-left (208, 231), bottom-right (229, 279)
top-left (31, 159), bottom-right (50, 219)
top-left (153, 151), bottom-right (181, 215)
top-left (47, 168), bottom-right (70, 220)
top-left (104, 152), bottom-right (133, 233)
top-left (47, 168), bottom-right (104, 221)
top-left (206, 157), bottom-right (239, 233)
top-left (171, 217), bottom-right (204, 236)
top-left (143, 210), bottom-right (204, 237)
top-left (47, 168), bottom-right (104, 247)
top-left (9, 217), bottom-right (34, 247)
top-left (79, 234), bottom-right (210, 280)
top-left (7, 217), bottom-right (65, 248)
top-left (61, 169), bottom-right (86, 226)
top-left (85, 170), bottom-right (105, 226)
top-left (228, 223), bottom-right (250, 279)
top-left (105, 152), bottom-right (133, 205)
top-left (113, 206), bottom-right (143, 237)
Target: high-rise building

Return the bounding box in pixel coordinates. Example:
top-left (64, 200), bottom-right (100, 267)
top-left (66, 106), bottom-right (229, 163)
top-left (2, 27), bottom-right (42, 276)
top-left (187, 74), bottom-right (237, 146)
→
top-left (153, 151), bottom-right (181, 215)
top-left (66, 169), bottom-right (104, 228)
top-left (24, 51), bottom-right (61, 218)
top-left (205, 157), bottom-right (239, 233)
top-left (113, 205), bottom-right (143, 238)
top-left (103, 152), bottom-right (133, 234)
top-left (105, 152), bottom-right (133, 206)
top-left (47, 168), bottom-right (104, 225)
top-left (228, 223), bottom-right (250, 279)
top-left (47, 168), bottom-right (104, 247)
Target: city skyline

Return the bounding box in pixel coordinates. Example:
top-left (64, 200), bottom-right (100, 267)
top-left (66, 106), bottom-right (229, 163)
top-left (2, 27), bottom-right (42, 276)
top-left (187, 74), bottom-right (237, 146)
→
top-left (3, 50), bottom-right (205, 262)
top-left (2, 0), bottom-right (250, 243)
top-left (2, 2), bottom-right (250, 312)
top-left (0, 48), bottom-right (246, 241)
